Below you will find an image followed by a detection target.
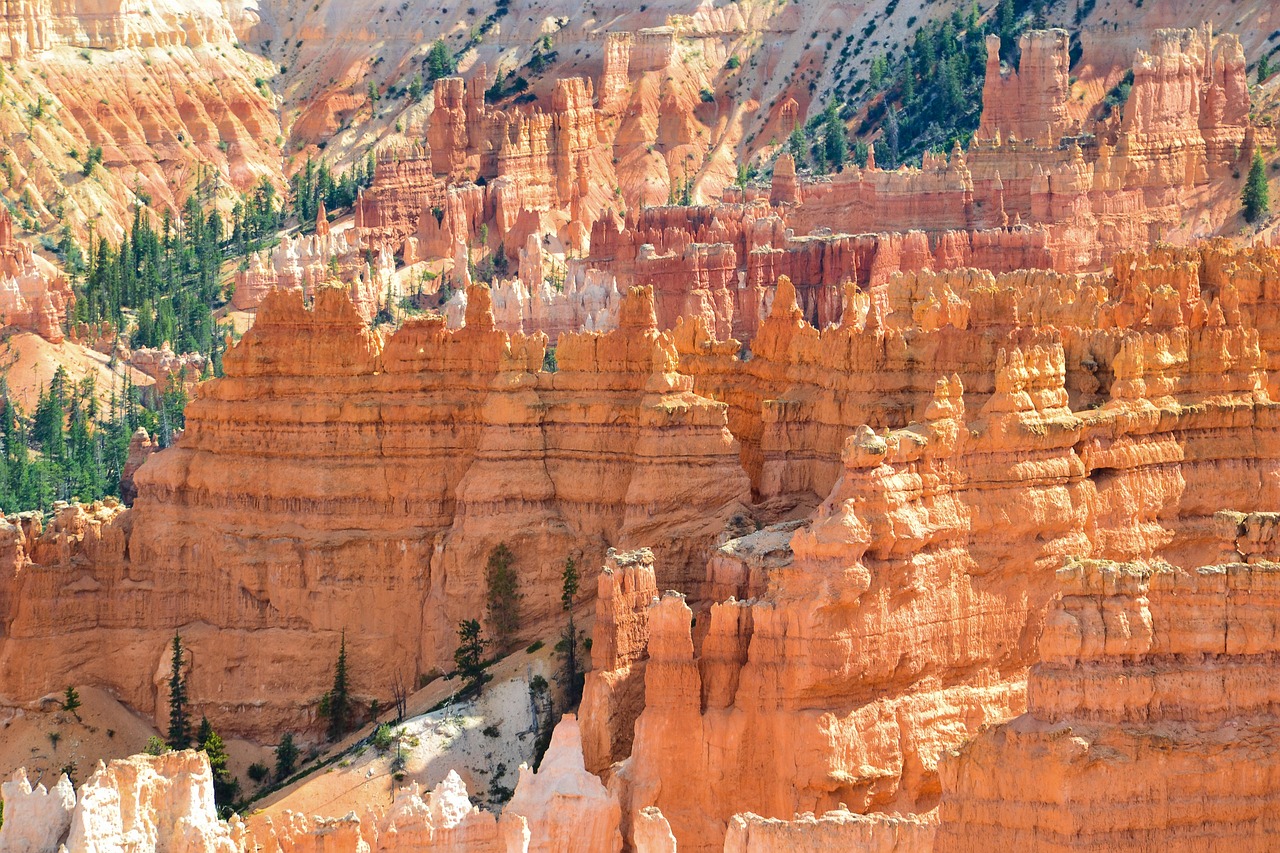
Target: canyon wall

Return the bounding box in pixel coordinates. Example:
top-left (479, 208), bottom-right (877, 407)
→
top-left (936, 539), bottom-right (1280, 851)
top-left (576, 241), bottom-right (1280, 850)
top-left (0, 0), bottom-right (282, 244)
top-left (0, 283), bottom-right (749, 740)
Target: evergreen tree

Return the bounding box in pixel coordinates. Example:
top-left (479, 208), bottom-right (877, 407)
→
top-left (453, 619), bottom-right (489, 696)
top-left (558, 556), bottom-right (584, 706)
top-left (788, 128), bottom-right (806, 167)
top-left (485, 544), bottom-right (521, 649)
top-left (1243, 150), bottom-right (1271, 223)
top-left (197, 716), bottom-right (239, 809)
top-left (274, 733), bottom-right (299, 781)
top-left (167, 633), bottom-right (191, 749)
top-left (427, 38), bottom-right (454, 82)
top-left (884, 105), bottom-right (900, 169)
top-left (324, 631), bottom-right (351, 742)
top-left (1259, 55), bottom-right (1272, 84)
top-left (62, 686), bottom-right (81, 718)
top-left (823, 105), bottom-right (847, 173)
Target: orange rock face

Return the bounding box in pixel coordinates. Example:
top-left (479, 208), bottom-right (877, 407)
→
top-left (936, 540), bottom-right (1280, 851)
top-left (356, 70), bottom-right (619, 262)
top-left (0, 3), bottom-right (282, 243)
top-left (579, 241), bottom-right (1280, 850)
top-left (0, 284), bottom-right (749, 739)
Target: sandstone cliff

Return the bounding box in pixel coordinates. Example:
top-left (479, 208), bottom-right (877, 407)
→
top-left (0, 284), bottom-right (749, 740)
top-left (936, 539), bottom-right (1280, 850)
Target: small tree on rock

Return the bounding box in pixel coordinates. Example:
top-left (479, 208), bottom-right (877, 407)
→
top-left (166, 634), bottom-right (191, 749)
top-left (557, 556), bottom-right (585, 707)
top-left (197, 716), bottom-right (239, 809)
top-left (453, 619), bottom-right (490, 697)
top-left (274, 733), bottom-right (299, 782)
top-left (322, 631), bottom-right (352, 742)
top-left (61, 686), bottom-right (81, 719)
top-left (1243, 150), bottom-right (1271, 223)
top-left (485, 544), bottom-right (522, 650)
top-left (427, 38), bottom-right (454, 82)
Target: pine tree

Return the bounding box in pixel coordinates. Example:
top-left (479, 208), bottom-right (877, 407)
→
top-left (324, 631), bottom-right (351, 742)
top-left (453, 619), bottom-right (489, 696)
top-left (167, 633), bottom-right (191, 749)
top-left (274, 733), bottom-right (299, 781)
top-left (484, 544), bottom-right (521, 649)
top-left (62, 686), bottom-right (81, 718)
top-left (197, 716), bottom-right (238, 809)
top-left (885, 105), bottom-right (900, 169)
top-left (1243, 150), bottom-right (1271, 224)
top-left (824, 105), bottom-right (847, 173)
top-left (427, 38), bottom-right (454, 82)
top-left (1259, 54), bottom-right (1272, 84)
top-left (558, 556), bottom-right (584, 706)
top-left (787, 128), bottom-right (806, 167)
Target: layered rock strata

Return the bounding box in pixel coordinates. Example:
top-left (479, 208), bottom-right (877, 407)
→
top-left (591, 244), bottom-right (1280, 850)
top-left (936, 547), bottom-right (1280, 851)
top-left (0, 284), bottom-right (749, 739)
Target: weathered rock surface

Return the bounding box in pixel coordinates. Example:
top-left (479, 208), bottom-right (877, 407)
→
top-left (9, 751), bottom-right (242, 853)
top-left (0, 209), bottom-right (73, 341)
top-left (593, 242), bottom-right (1280, 850)
top-left (0, 769), bottom-right (76, 853)
top-left (936, 545), bottom-right (1280, 851)
top-left (4, 718), bottom-right (621, 853)
top-left (400, 25), bottom-right (1266, 345)
top-left (0, 284), bottom-right (748, 740)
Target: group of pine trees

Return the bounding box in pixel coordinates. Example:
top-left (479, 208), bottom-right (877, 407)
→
top-left (776, 0), bottom-right (1054, 179)
top-left (453, 546), bottom-right (585, 706)
top-left (0, 369), bottom-right (175, 513)
top-left (75, 178), bottom-right (225, 356)
top-left (164, 635), bottom-right (239, 811)
top-left (287, 153), bottom-right (377, 235)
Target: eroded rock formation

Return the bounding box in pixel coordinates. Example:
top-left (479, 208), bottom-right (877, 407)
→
top-left (378, 25), bottom-right (1264, 346)
top-left (936, 540), bottom-right (1280, 851)
top-left (232, 215), bottom-right (396, 321)
top-left (0, 209), bottom-right (73, 341)
top-left (576, 242), bottom-right (1280, 850)
top-left (0, 284), bottom-right (749, 739)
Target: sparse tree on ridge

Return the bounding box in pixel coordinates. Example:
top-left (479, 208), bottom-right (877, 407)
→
top-left (1243, 150), bottom-right (1271, 224)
